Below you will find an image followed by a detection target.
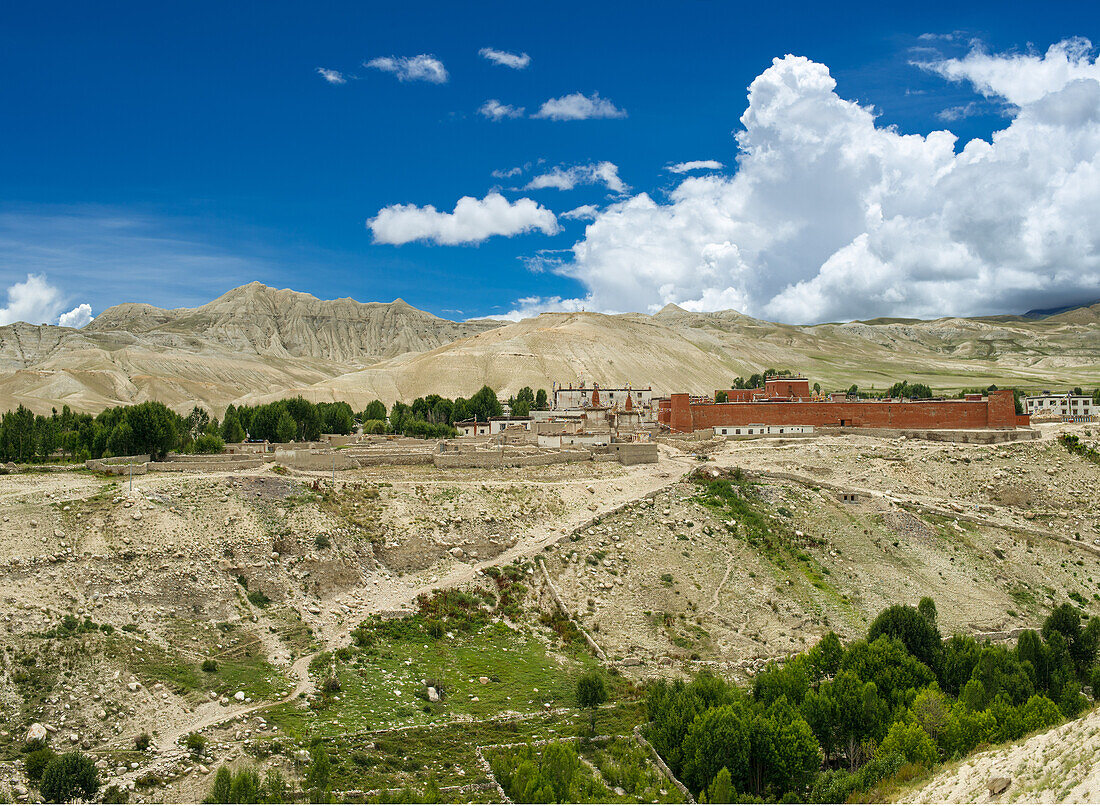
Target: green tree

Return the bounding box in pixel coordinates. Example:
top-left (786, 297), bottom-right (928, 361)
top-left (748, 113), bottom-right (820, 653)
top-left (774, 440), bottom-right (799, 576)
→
top-left (193, 433), bottom-right (225, 454)
top-left (707, 767), bottom-right (733, 804)
top-left (867, 604), bottom-right (943, 676)
top-left (754, 697), bottom-right (820, 796)
top-left (106, 422), bottom-right (134, 457)
top-left (39, 752), bottom-right (100, 803)
top-left (752, 657), bottom-right (809, 706)
top-left (715, 391), bottom-right (729, 403)
top-left (209, 766), bottom-right (232, 803)
top-left (876, 721), bottom-right (937, 767)
top-left (305, 743), bottom-right (331, 803)
top-left (362, 399), bottom-right (387, 422)
top-left (801, 688), bottom-right (838, 761)
top-left (807, 632), bottom-right (844, 681)
top-left (576, 670), bottom-right (609, 734)
top-left (275, 411), bottom-right (297, 443)
top-left (918, 597), bottom-right (938, 626)
top-left (534, 389), bottom-right (549, 410)
top-left (229, 768), bottom-right (260, 803)
top-left (941, 634), bottom-right (981, 696)
top-left (468, 385), bottom-right (503, 422)
top-left (681, 703), bottom-right (752, 795)
top-left (221, 405), bottom-right (246, 443)
top-left (910, 685), bottom-right (951, 744)
top-left (971, 646), bottom-right (1034, 706)
top-left (542, 742), bottom-right (579, 801)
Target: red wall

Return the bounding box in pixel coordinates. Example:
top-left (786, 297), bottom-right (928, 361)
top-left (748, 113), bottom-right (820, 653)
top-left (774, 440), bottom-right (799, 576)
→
top-left (715, 388), bottom-right (762, 402)
top-left (670, 390), bottom-right (1021, 432)
top-left (765, 378), bottom-right (811, 398)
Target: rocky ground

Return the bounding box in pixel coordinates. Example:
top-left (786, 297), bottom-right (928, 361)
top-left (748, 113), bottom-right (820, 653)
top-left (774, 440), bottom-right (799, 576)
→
top-left (0, 422), bottom-right (1097, 802)
top-left (546, 423), bottom-right (1100, 680)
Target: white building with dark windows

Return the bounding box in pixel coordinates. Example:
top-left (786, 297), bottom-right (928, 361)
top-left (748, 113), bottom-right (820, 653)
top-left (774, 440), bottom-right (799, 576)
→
top-left (1025, 393), bottom-right (1096, 421)
top-left (552, 382), bottom-right (653, 414)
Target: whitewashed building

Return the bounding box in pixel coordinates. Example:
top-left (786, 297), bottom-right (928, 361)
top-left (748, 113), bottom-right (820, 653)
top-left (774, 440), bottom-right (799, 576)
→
top-left (713, 424), bottom-right (815, 437)
top-left (1025, 393), bottom-right (1096, 421)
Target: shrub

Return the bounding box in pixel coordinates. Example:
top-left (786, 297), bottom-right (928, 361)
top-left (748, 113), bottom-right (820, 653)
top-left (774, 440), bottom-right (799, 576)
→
top-left (134, 732), bottom-right (152, 752)
top-left (185, 732), bottom-right (207, 757)
top-left (247, 590), bottom-right (271, 608)
top-left (39, 752), bottom-right (100, 803)
top-left (24, 748), bottom-right (56, 783)
top-left (209, 766), bottom-right (232, 804)
top-left (876, 721), bottom-right (937, 768)
top-left (102, 784), bottom-right (130, 803)
top-left (202, 659), bottom-right (219, 673)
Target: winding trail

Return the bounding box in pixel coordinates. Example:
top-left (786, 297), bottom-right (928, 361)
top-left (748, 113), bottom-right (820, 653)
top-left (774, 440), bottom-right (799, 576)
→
top-left (162, 450), bottom-right (697, 749)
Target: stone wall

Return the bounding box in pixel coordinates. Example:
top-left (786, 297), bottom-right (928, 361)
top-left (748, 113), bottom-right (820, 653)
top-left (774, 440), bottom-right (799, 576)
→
top-left (817, 426), bottom-right (1039, 444)
top-left (604, 442), bottom-right (659, 465)
top-left (150, 457), bottom-right (264, 472)
top-left (433, 448), bottom-right (592, 469)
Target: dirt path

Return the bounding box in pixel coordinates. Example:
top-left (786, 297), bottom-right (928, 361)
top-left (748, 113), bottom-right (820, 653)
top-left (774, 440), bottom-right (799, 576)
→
top-left (707, 558), bottom-right (735, 615)
top-left (316, 450), bottom-right (697, 640)
top-left (158, 651), bottom-right (316, 751)
top-left (160, 449), bottom-right (697, 747)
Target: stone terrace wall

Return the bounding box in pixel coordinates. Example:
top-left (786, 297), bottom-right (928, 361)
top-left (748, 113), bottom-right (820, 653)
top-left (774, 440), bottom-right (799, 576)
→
top-left (817, 426), bottom-right (1040, 444)
top-left (433, 448), bottom-right (592, 469)
top-left (151, 457), bottom-right (264, 472)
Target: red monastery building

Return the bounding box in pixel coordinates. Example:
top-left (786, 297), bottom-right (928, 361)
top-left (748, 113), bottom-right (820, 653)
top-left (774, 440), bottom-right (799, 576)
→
top-left (658, 377), bottom-right (1028, 433)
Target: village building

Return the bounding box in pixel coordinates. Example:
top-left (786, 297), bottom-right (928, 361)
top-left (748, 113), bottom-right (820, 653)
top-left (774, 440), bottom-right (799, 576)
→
top-left (488, 415), bottom-right (534, 434)
top-left (552, 382), bottom-right (653, 415)
top-left (455, 419), bottom-right (490, 437)
top-left (1025, 392), bottom-right (1096, 422)
top-left (659, 376), bottom-right (1029, 433)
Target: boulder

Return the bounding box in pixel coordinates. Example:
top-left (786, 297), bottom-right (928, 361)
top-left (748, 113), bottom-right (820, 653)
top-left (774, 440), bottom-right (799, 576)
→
top-left (25, 723), bottom-right (48, 743)
top-left (988, 777), bottom-right (1011, 796)
top-left (234, 691), bottom-right (246, 702)
top-left (426, 687), bottom-right (440, 703)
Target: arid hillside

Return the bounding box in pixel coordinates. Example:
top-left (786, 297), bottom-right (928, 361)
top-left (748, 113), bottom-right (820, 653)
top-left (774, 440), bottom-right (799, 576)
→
top-left (0, 283), bottom-right (1097, 415)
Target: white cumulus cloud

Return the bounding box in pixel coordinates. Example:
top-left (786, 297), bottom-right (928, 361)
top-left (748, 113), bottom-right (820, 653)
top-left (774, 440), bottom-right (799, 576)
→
top-left (917, 37), bottom-right (1100, 106)
top-left (666, 160), bottom-right (725, 173)
top-left (59, 303), bottom-right (94, 328)
top-left (533, 92), bottom-right (626, 121)
top-left (315, 67), bottom-right (347, 85)
top-left (479, 47), bottom-right (531, 69)
top-left (0, 274), bottom-right (93, 327)
top-left (562, 205), bottom-right (600, 220)
top-left (368, 192), bottom-right (559, 246)
top-left (479, 99), bottom-right (525, 120)
top-left (525, 162), bottom-right (628, 194)
top-left (534, 42), bottom-right (1100, 323)
top-left (365, 54), bottom-right (448, 83)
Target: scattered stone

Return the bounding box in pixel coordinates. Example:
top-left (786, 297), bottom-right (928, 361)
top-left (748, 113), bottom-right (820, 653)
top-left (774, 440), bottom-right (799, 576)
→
top-left (988, 777), bottom-right (1011, 796)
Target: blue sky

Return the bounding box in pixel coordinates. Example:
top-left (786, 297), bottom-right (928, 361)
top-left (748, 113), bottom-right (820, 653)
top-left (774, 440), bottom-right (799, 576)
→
top-left (2, 1), bottom-right (1099, 325)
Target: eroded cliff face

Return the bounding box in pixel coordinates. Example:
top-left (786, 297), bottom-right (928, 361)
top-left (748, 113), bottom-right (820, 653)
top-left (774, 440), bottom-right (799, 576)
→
top-left (0, 282), bottom-right (1097, 416)
top-left (85, 281), bottom-right (500, 362)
